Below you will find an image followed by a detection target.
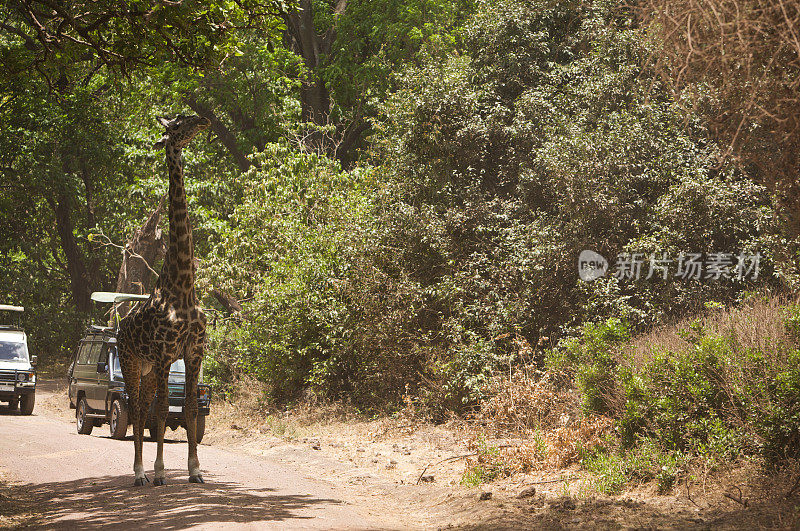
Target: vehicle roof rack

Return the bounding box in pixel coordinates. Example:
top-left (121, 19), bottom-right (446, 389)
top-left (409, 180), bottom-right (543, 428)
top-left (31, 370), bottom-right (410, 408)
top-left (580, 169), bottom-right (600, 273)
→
top-left (0, 305), bottom-right (24, 312)
top-left (91, 292), bottom-right (150, 304)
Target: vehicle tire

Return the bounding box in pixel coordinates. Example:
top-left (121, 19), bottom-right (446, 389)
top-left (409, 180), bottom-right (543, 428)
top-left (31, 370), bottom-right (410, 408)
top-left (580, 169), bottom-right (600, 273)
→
top-left (146, 420), bottom-right (158, 441)
top-left (19, 393), bottom-right (34, 415)
top-left (76, 398), bottom-right (93, 435)
top-left (7, 397), bottom-right (18, 411)
top-left (195, 415), bottom-right (206, 444)
top-left (109, 399), bottom-right (128, 439)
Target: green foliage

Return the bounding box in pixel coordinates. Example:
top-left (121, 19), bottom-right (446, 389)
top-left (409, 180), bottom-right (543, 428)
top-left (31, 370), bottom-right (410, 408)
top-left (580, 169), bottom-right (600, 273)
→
top-left (323, 0), bottom-right (474, 111)
top-left (782, 303), bottom-right (800, 339)
top-left (439, 337), bottom-right (505, 408)
top-left (755, 348), bottom-right (800, 462)
top-left (357, 0), bottom-right (775, 408)
top-left (461, 436), bottom-right (511, 486)
top-left (617, 336), bottom-right (747, 456)
top-left (583, 439), bottom-right (684, 495)
top-left (585, 304), bottom-right (800, 471)
top-left (552, 300), bottom-right (800, 493)
top-left (549, 318), bottom-right (629, 413)
top-left (1, 1), bottom-right (280, 81)
top-left (202, 143), bottom-right (375, 402)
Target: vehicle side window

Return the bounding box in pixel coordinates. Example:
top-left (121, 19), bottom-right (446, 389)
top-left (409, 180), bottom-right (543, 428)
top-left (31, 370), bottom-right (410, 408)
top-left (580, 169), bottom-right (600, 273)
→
top-left (88, 343), bottom-right (103, 365)
top-left (77, 343), bottom-right (91, 365)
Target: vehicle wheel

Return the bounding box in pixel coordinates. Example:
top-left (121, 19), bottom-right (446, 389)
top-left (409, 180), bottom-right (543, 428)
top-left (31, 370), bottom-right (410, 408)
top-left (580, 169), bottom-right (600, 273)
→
top-left (19, 393), bottom-right (34, 415)
top-left (76, 398), bottom-right (93, 434)
top-left (7, 397), bottom-right (18, 411)
top-left (195, 415), bottom-right (206, 444)
top-left (146, 420), bottom-right (159, 441)
top-left (109, 399), bottom-right (128, 439)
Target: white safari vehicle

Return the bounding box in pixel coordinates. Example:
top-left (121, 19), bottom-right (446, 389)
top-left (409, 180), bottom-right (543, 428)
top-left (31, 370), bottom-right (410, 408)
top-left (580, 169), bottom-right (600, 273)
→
top-left (0, 305), bottom-right (37, 415)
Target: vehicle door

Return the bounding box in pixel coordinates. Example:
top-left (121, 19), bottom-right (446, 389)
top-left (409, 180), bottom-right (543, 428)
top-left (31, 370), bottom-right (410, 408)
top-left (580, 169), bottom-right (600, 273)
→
top-left (72, 339), bottom-right (94, 403)
top-left (85, 340), bottom-right (106, 410)
top-left (92, 341), bottom-right (112, 411)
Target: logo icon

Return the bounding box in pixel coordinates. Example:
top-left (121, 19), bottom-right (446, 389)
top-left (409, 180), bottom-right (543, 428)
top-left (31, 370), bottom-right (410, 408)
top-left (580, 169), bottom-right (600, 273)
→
top-left (578, 250), bottom-right (608, 281)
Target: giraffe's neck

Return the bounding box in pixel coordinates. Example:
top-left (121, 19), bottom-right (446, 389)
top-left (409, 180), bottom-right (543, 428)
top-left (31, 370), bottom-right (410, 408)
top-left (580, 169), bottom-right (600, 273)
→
top-left (158, 143), bottom-right (194, 304)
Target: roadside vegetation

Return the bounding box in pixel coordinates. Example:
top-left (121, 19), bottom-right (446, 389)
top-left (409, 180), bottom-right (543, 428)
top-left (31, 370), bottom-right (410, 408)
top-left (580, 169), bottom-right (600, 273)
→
top-left (459, 295), bottom-right (800, 496)
top-left (3, 0), bottom-right (800, 500)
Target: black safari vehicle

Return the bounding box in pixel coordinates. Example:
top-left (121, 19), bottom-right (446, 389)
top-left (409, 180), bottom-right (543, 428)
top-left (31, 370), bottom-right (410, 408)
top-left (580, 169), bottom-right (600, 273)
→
top-left (0, 304), bottom-right (37, 415)
top-left (68, 292), bottom-right (211, 440)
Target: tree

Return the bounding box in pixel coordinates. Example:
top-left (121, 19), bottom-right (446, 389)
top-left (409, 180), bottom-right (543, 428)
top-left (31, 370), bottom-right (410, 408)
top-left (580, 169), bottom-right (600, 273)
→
top-left (638, 0), bottom-right (800, 239)
top-left (1, 1), bottom-right (279, 80)
top-left (281, 0), bottom-right (473, 163)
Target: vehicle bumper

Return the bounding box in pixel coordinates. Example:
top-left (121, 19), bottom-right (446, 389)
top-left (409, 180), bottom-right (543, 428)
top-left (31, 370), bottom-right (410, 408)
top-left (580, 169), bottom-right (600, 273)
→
top-left (146, 403), bottom-right (211, 426)
top-left (0, 382), bottom-right (36, 399)
top-left (0, 389), bottom-right (35, 401)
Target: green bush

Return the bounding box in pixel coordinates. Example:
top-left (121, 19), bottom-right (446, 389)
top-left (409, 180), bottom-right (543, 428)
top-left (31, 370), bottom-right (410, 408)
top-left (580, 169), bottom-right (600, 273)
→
top-left (202, 143), bottom-right (375, 403)
top-left (548, 317), bottom-right (629, 413)
top-left (359, 0), bottom-right (773, 409)
top-left (612, 304), bottom-right (800, 465)
top-left (754, 349), bottom-right (800, 462)
top-left (202, 0), bottom-right (775, 413)
top-left (583, 439), bottom-right (685, 495)
top-left (617, 334), bottom-right (746, 456)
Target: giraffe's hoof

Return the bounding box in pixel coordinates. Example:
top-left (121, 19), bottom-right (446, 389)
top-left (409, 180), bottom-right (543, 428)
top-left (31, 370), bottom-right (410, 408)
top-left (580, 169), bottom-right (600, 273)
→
top-left (134, 475), bottom-right (150, 487)
top-left (153, 477), bottom-right (165, 487)
top-left (189, 474), bottom-right (204, 484)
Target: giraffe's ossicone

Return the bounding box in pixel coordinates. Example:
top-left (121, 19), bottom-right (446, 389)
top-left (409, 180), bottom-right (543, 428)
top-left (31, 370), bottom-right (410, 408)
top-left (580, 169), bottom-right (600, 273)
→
top-left (117, 114), bottom-right (211, 486)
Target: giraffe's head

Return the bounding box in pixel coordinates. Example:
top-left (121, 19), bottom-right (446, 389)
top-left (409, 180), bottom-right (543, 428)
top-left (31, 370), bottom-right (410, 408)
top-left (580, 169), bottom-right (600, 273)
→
top-left (153, 114), bottom-right (211, 150)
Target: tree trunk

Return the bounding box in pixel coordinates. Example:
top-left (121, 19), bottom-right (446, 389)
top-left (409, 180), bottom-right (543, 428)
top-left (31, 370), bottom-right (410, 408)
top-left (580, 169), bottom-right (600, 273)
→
top-left (283, 0), bottom-right (333, 125)
top-left (80, 162), bottom-right (101, 290)
top-left (115, 197), bottom-right (167, 317)
top-left (51, 193), bottom-right (93, 312)
top-left (211, 288), bottom-right (243, 314)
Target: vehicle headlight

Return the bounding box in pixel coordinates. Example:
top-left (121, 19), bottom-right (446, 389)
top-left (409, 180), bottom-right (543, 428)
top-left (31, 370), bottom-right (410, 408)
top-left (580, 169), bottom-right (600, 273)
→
top-left (16, 372), bottom-right (28, 382)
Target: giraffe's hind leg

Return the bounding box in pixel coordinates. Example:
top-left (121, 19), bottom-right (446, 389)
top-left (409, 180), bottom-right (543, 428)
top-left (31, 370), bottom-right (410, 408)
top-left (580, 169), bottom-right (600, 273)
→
top-left (185, 334), bottom-right (205, 483)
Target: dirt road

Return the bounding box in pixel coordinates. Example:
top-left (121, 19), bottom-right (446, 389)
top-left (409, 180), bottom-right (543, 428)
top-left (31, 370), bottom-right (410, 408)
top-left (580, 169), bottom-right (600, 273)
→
top-left (0, 390), bottom-right (396, 529)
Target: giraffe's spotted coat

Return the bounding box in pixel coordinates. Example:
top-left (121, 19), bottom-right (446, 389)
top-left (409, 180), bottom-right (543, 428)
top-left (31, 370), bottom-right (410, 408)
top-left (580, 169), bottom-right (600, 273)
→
top-left (117, 114), bottom-right (211, 485)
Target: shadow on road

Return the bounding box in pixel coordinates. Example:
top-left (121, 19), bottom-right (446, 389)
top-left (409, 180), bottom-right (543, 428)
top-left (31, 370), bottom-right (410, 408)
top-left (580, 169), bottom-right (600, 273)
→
top-left (18, 471), bottom-right (343, 529)
top-left (0, 405), bottom-right (21, 416)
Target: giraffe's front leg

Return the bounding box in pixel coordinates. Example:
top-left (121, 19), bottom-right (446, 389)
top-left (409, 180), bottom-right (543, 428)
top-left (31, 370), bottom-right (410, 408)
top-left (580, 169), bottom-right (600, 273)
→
top-left (153, 363), bottom-right (170, 486)
top-left (185, 339), bottom-right (204, 483)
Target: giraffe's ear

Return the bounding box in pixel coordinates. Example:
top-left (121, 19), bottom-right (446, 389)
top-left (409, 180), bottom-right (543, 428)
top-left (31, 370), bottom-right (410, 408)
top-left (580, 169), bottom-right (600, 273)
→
top-left (157, 116), bottom-right (171, 127)
top-left (153, 138), bottom-right (166, 150)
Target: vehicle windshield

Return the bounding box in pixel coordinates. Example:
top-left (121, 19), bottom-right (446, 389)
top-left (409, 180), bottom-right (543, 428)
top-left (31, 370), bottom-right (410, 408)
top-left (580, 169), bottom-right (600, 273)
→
top-left (169, 359), bottom-right (185, 383)
top-left (109, 349), bottom-right (186, 382)
top-left (0, 339), bottom-right (28, 362)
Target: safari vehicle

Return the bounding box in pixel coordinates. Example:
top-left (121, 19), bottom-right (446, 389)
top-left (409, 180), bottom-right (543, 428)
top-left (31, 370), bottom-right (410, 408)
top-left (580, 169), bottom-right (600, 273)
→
top-left (0, 305), bottom-right (37, 415)
top-left (68, 292), bottom-right (211, 440)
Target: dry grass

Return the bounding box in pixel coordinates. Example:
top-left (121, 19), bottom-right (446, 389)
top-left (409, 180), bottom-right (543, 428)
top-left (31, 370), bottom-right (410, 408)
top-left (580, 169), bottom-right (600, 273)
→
top-left (477, 371), bottom-right (580, 436)
top-left (624, 295), bottom-right (794, 369)
top-left (464, 294), bottom-right (800, 488)
top-left (464, 366), bottom-right (613, 477)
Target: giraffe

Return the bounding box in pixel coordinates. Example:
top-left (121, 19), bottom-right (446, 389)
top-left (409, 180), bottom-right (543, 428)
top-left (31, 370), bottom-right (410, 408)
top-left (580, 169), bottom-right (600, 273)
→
top-left (117, 114), bottom-right (211, 486)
